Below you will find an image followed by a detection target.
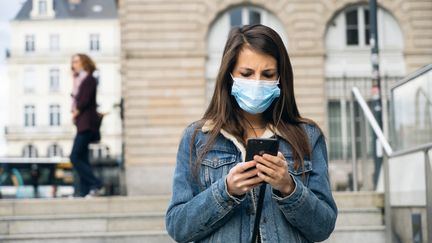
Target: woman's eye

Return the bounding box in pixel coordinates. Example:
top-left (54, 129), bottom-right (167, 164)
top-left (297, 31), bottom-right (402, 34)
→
top-left (240, 73), bottom-right (252, 77)
top-left (263, 74), bottom-right (275, 79)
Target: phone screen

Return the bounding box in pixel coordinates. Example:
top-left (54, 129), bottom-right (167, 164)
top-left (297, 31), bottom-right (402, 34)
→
top-left (245, 138), bottom-right (279, 162)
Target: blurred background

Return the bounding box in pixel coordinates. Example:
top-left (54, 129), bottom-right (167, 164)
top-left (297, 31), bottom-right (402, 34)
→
top-left (0, 0), bottom-right (431, 242)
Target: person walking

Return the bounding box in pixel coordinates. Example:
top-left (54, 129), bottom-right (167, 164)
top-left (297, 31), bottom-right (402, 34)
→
top-left (70, 53), bottom-right (104, 198)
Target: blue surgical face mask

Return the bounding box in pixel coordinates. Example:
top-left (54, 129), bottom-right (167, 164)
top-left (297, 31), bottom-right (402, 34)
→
top-left (231, 74), bottom-right (280, 114)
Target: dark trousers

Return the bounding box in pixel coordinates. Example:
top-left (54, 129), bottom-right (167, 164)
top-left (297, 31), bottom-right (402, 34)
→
top-left (70, 130), bottom-right (102, 197)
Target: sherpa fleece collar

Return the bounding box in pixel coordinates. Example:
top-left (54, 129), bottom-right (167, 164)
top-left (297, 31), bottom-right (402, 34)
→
top-left (201, 120), bottom-right (281, 162)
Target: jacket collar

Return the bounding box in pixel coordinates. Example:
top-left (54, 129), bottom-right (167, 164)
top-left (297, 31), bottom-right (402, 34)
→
top-left (201, 120), bottom-right (280, 161)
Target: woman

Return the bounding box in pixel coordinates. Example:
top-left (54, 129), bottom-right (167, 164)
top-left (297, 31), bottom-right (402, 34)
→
top-left (70, 53), bottom-right (103, 197)
top-left (165, 25), bottom-right (337, 242)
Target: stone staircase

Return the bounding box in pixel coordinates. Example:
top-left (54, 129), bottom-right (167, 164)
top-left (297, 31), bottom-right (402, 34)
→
top-left (0, 192), bottom-right (385, 243)
top-left (0, 196), bottom-right (173, 243)
top-left (324, 191), bottom-right (385, 243)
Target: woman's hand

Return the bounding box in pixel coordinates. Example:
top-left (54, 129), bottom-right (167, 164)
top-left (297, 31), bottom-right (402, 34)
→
top-left (72, 109), bottom-right (80, 118)
top-left (226, 161), bottom-right (263, 197)
top-left (254, 152), bottom-right (295, 197)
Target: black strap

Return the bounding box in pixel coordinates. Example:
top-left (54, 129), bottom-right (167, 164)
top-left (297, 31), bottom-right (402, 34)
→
top-left (251, 184), bottom-right (266, 243)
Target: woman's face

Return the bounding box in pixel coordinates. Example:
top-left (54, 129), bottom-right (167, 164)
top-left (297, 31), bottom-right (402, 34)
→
top-left (232, 46), bottom-right (278, 81)
top-left (71, 55), bottom-right (83, 73)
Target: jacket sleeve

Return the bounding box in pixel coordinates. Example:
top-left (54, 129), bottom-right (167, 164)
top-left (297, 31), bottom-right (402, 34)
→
top-left (272, 128), bottom-right (338, 242)
top-left (75, 76), bottom-right (96, 111)
top-left (165, 124), bottom-right (242, 243)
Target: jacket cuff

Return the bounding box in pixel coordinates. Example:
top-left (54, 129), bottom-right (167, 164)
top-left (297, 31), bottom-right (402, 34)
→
top-left (224, 176), bottom-right (246, 204)
top-left (272, 175), bottom-right (307, 211)
top-left (211, 176), bottom-right (244, 210)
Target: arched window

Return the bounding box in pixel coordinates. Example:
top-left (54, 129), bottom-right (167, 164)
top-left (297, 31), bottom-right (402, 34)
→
top-left (325, 5), bottom-right (404, 76)
top-left (22, 144), bottom-right (38, 158)
top-left (206, 6), bottom-right (288, 101)
top-left (324, 5), bottom-right (404, 163)
top-left (89, 144), bottom-right (110, 159)
top-left (47, 143), bottom-right (63, 157)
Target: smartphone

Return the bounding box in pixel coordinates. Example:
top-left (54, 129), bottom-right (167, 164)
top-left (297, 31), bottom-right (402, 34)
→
top-left (245, 138), bottom-right (279, 170)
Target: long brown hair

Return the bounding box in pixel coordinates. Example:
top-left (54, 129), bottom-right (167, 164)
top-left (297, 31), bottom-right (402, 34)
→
top-left (72, 53), bottom-right (96, 74)
top-left (191, 24), bottom-right (318, 176)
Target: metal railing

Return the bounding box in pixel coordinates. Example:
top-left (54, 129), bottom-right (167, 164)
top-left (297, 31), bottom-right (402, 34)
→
top-left (351, 86), bottom-right (432, 243)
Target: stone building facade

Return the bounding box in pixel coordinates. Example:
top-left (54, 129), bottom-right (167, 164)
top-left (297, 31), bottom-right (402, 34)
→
top-left (119, 0), bottom-right (432, 195)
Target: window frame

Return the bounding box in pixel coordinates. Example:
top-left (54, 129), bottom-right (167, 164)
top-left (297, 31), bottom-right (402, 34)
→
top-left (47, 143), bottom-right (63, 157)
top-left (49, 104), bottom-right (61, 127)
top-left (344, 5), bottom-right (370, 48)
top-left (38, 0), bottom-right (47, 16)
top-left (49, 68), bottom-right (60, 92)
top-left (89, 33), bottom-right (100, 52)
top-left (25, 34), bottom-right (35, 53)
top-left (23, 144), bottom-right (38, 158)
top-left (24, 105), bottom-right (36, 127)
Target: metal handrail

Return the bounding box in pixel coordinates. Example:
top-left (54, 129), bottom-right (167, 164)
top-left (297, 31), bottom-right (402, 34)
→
top-left (390, 143), bottom-right (432, 157)
top-left (351, 86), bottom-right (393, 243)
top-left (351, 87), bottom-right (393, 156)
top-left (351, 86), bottom-right (432, 243)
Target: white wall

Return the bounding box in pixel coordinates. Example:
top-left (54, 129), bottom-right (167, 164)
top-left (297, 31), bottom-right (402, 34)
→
top-left (6, 18), bottom-right (121, 158)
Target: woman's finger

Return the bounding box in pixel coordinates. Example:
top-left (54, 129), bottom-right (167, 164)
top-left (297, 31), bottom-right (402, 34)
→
top-left (240, 175), bottom-right (264, 187)
top-left (277, 151), bottom-right (284, 158)
top-left (236, 161), bottom-right (257, 173)
top-left (257, 171), bottom-right (275, 184)
top-left (253, 155), bottom-right (279, 170)
top-left (262, 153), bottom-right (286, 167)
top-left (256, 163), bottom-right (276, 178)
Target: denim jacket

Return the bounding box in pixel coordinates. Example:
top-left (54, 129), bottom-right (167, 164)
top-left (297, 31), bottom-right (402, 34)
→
top-left (166, 120), bottom-right (337, 243)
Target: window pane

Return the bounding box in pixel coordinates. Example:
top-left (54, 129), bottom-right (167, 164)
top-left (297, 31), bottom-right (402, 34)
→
top-left (39, 0), bottom-right (47, 15)
top-left (50, 68), bottom-right (60, 92)
top-left (25, 35), bottom-right (35, 52)
top-left (364, 9), bottom-right (370, 45)
top-left (249, 10), bottom-right (261, 25)
top-left (24, 105), bottom-right (36, 127)
top-left (90, 34), bottom-right (100, 51)
top-left (328, 101), bottom-right (343, 160)
top-left (346, 9), bottom-right (358, 25)
top-left (346, 29), bottom-right (359, 45)
top-left (49, 104), bottom-right (61, 126)
top-left (229, 8), bottom-right (242, 27)
top-left (345, 9), bottom-right (359, 45)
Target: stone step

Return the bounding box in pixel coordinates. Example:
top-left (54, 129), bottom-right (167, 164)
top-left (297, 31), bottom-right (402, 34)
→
top-left (0, 231), bottom-right (175, 243)
top-left (333, 191), bottom-right (384, 209)
top-left (0, 192), bottom-right (383, 217)
top-left (336, 208), bottom-right (383, 227)
top-left (0, 196), bottom-right (170, 217)
top-left (0, 192), bottom-right (385, 242)
top-left (0, 208), bottom-right (383, 235)
top-left (0, 213), bottom-right (165, 235)
top-left (324, 226), bottom-right (386, 243)
top-left (0, 226), bottom-right (385, 243)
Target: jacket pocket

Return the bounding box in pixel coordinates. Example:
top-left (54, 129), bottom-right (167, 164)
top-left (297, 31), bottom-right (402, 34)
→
top-left (284, 155), bottom-right (313, 186)
top-left (200, 148), bottom-right (238, 188)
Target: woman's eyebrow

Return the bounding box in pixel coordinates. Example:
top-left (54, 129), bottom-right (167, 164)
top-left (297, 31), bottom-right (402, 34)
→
top-left (262, 68), bottom-right (277, 72)
top-left (238, 67), bottom-right (254, 72)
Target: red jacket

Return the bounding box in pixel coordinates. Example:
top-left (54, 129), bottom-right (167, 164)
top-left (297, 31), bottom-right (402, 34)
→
top-left (74, 74), bottom-right (99, 133)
